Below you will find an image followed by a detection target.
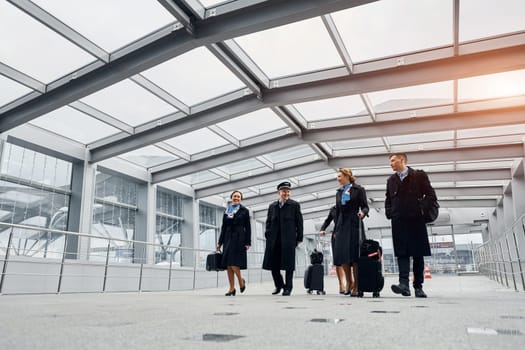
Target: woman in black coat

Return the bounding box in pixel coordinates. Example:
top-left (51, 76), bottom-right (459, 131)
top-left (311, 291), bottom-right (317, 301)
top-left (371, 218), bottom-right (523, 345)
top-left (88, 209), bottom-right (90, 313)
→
top-left (333, 168), bottom-right (369, 296)
top-left (320, 205), bottom-right (346, 294)
top-left (217, 191), bottom-right (251, 296)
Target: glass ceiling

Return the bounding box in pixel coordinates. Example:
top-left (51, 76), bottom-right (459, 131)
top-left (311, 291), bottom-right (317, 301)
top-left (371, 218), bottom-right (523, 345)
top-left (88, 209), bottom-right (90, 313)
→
top-left (235, 17), bottom-right (343, 79)
top-left (331, 0), bottom-right (453, 62)
top-left (217, 109), bottom-right (287, 139)
top-left (142, 47), bottom-right (246, 106)
top-left (81, 79), bottom-right (177, 127)
top-left (0, 75), bottom-right (33, 108)
top-left (31, 0), bottom-right (175, 52)
top-left (0, 1), bottom-right (95, 83)
top-left (1, 0), bottom-right (524, 221)
top-left (30, 106), bottom-right (120, 145)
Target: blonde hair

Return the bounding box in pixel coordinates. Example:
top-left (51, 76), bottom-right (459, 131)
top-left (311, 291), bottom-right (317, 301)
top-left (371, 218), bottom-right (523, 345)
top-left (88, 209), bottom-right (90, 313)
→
top-left (338, 168), bottom-right (356, 183)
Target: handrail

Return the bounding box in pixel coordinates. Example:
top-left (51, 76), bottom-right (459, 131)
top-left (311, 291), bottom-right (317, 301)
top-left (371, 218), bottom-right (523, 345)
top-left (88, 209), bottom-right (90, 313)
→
top-left (0, 221), bottom-right (220, 254)
top-left (0, 221), bottom-right (274, 295)
top-left (473, 212), bottom-right (525, 292)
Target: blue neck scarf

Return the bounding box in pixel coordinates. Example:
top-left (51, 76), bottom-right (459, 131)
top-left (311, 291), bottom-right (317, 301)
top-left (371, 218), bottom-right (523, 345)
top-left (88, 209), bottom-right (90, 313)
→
top-left (225, 204), bottom-right (240, 219)
top-left (341, 183), bottom-right (352, 205)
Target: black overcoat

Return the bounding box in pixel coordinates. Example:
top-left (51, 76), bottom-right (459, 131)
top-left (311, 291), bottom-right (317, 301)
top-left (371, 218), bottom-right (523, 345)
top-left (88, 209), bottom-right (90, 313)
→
top-left (262, 199), bottom-right (303, 271)
top-left (385, 167), bottom-right (436, 257)
top-left (333, 183), bottom-right (369, 265)
top-left (218, 205), bottom-right (251, 269)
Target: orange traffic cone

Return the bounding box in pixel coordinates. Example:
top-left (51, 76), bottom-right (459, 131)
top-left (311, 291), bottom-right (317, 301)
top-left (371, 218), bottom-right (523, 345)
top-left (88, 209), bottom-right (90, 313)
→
top-left (424, 265), bottom-right (432, 279)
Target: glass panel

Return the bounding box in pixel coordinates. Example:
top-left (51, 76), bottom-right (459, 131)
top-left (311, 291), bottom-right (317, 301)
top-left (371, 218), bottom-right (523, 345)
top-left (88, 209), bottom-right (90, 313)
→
top-left (155, 189), bottom-right (183, 265)
top-left (118, 145), bottom-right (179, 168)
top-left (217, 158), bottom-right (265, 175)
top-left (0, 180), bottom-right (69, 228)
top-left (216, 109), bottom-right (287, 139)
top-left (32, 0), bottom-right (175, 52)
top-left (460, 0), bottom-right (525, 42)
top-left (368, 81), bottom-right (453, 113)
top-left (457, 135), bottom-right (525, 148)
top-left (0, 2), bottom-right (95, 83)
top-left (386, 131), bottom-right (454, 145)
top-left (0, 143), bottom-right (72, 189)
top-left (295, 170), bottom-right (335, 183)
top-left (332, 0), bottom-right (453, 62)
top-left (333, 146), bottom-right (386, 157)
top-left (0, 75), bottom-right (33, 108)
top-left (142, 47), bottom-right (245, 106)
top-left (91, 203), bottom-right (136, 261)
top-left (155, 215), bottom-right (181, 265)
top-left (178, 170), bottom-right (221, 185)
top-left (164, 128), bottom-right (229, 154)
top-left (157, 189), bottom-right (183, 216)
top-left (200, 0), bottom-right (228, 7)
top-left (94, 171), bottom-right (137, 206)
top-left (30, 106), bottom-right (120, 144)
top-left (264, 145), bottom-right (315, 163)
top-left (294, 95), bottom-right (367, 121)
top-left (330, 138), bottom-right (385, 150)
top-left (234, 17), bottom-right (343, 78)
top-left (389, 140), bottom-right (455, 153)
top-left (458, 124), bottom-right (525, 139)
top-left (199, 204), bottom-right (219, 252)
top-left (458, 69), bottom-right (525, 102)
top-left (81, 79), bottom-right (177, 126)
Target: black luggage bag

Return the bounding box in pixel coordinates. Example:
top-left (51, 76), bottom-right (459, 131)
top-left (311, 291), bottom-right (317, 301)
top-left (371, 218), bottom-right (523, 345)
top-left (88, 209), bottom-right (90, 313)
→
top-left (304, 249), bottom-right (325, 295)
top-left (304, 264), bottom-right (325, 295)
top-left (206, 252), bottom-right (224, 271)
top-left (357, 223), bottom-right (384, 297)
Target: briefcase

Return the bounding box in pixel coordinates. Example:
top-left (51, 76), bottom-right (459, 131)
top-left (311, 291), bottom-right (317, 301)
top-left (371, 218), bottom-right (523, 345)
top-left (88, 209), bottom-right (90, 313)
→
top-left (206, 252), bottom-right (224, 271)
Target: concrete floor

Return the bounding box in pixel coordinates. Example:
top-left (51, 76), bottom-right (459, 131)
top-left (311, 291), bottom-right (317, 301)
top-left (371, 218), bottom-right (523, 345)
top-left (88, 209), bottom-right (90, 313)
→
top-left (0, 274), bottom-right (524, 350)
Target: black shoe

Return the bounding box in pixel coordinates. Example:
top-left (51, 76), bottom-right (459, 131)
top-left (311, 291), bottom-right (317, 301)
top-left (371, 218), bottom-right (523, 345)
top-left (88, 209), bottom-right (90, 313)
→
top-left (414, 288), bottom-right (427, 298)
top-left (282, 289), bottom-right (292, 296)
top-left (225, 289), bottom-right (236, 296)
top-left (391, 284), bottom-right (411, 296)
top-left (240, 279), bottom-right (246, 293)
top-left (272, 287), bottom-right (282, 295)
top-left (343, 290), bottom-right (351, 296)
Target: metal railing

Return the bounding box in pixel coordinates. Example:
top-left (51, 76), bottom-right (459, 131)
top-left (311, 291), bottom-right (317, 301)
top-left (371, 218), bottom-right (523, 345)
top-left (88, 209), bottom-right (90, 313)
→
top-left (0, 222), bottom-right (287, 295)
top-left (474, 213), bottom-right (525, 292)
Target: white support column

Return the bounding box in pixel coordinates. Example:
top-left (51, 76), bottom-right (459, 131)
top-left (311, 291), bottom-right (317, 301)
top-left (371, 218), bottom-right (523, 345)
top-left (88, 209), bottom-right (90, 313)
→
top-left (503, 183), bottom-right (515, 230)
top-left (193, 200), bottom-right (201, 268)
top-left (511, 159), bottom-right (525, 218)
top-left (146, 184), bottom-right (157, 264)
top-left (496, 202), bottom-right (505, 238)
top-left (78, 161), bottom-right (97, 260)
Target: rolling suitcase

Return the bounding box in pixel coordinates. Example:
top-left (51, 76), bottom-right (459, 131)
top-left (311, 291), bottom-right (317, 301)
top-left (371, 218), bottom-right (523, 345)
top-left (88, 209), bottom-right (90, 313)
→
top-left (206, 251), bottom-right (224, 271)
top-left (304, 249), bottom-right (325, 295)
top-left (357, 222), bottom-right (384, 297)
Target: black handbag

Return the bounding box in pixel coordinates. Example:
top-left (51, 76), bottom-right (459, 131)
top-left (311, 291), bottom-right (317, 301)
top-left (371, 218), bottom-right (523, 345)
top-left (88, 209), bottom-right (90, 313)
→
top-left (206, 251), bottom-right (224, 271)
top-left (419, 196), bottom-right (440, 223)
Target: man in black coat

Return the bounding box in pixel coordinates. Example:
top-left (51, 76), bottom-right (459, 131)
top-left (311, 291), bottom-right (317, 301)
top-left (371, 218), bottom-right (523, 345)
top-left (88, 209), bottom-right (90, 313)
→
top-left (385, 153), bottom-right (437, 298)
top-left (262, 181), bottom-right (303, 296)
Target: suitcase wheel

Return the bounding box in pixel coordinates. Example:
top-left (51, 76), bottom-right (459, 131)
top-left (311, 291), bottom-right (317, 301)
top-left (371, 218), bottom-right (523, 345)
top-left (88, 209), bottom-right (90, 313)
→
top-left (316, 290), bottom-right (326, 295)
top-left (307, 289), bottom-right (313, 294)
top-left (358, 291), bottom-right (364, 298)
top-left (373, 292), bottom-right (380, 298)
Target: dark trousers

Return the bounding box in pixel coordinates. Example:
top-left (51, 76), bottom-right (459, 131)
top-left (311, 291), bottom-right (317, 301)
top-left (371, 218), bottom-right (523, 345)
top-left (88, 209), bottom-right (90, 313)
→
top-left (272, 269), bottom-right (294, 290)
top-left (397, 256), bottom-right (424, 288)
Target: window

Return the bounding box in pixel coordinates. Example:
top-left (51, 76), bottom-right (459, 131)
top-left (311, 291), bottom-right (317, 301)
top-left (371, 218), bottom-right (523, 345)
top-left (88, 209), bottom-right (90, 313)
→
top-left (155, 189), bottom-right (184, 265)
top-left (0, 142), bottom-right (72, 259)
top-left (199, 204), bottom-right (219, 252)
top-left (91, 171), bottom-right (137, 262)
